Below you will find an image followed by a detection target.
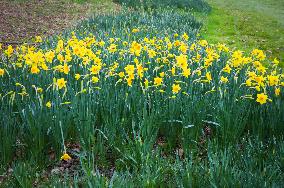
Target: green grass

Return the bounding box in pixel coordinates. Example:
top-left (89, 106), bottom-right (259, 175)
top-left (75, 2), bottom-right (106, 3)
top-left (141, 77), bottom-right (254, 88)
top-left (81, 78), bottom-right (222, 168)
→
top-left (197, 0), bottom-right (284, 60)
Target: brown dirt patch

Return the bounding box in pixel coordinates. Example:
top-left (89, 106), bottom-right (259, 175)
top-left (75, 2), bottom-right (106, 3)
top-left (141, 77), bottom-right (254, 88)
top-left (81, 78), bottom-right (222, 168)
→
top-left (0, 0), bottom-right (118, 43)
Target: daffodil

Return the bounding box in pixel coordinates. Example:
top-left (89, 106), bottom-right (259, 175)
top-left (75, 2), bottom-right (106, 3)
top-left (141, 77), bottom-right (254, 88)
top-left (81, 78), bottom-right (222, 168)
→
top-left (172, 84), bottom-right (181, 94)
top-left (275, 88), bottom-right (280, 96)
top-left (57, 54), bottom-right (64, 62)
top-left (63, 64), bottom-right (70, 74)
top-left (31, 66), bottom-right (40, 74)
top-left (5, 45), bottom-right (13, 57)
top-left (222, 64), bottom-right (231, 74)
top-left (37, 88), bottom-right (43, 93)
top-left (126, 77), bottom-right (133, 87)
top-left (182, 68), bottom-right (191, 78)
top-left (154, 77), bottom-right (163, 86)
top-left (57, 78), bottom-right (67, 89)
top-left (118, 72), bottom-right (125, 78)
top-left (46, 101), bottom-right (52, 108)
top-left (256, 93), bottom-right (268, 105)
top-left (90, 65), bottom-right (101, 75)
top-left (182, 32), bottom-right (189, 41)
top-left (144, 79), bottom-right (149, 89)
top-left (159, 72), bottom-right (165, 78)
top-left (75, 74), bottom-right (81, 80)
top-left (267, 75), bottom-right (279, 86)
top-left (60, 153), bottom-right (71, 161)
top-left (92, 76), bottom-right (99, 83)
top-left (220, 76), bottom-right (228, 83)
top-left (124, 65), bottom-right (135, 75)
top-left (108, 44), bottom-right (117, 53)
top-left (0, 68), bottom-right (5, 76)
top-left (35, 36), bottom-right (42, 43)
top-left (132, 28), bottom-right (140, 33)
top-left (273, 58), bottom-right (279, 65)
top-left (206, 72), bottom-right (212, 82)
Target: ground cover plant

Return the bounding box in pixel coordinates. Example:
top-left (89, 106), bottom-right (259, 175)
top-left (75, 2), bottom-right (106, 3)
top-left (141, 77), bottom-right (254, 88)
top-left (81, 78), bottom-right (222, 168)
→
top-left (0, 1), bottom-right (284, 187)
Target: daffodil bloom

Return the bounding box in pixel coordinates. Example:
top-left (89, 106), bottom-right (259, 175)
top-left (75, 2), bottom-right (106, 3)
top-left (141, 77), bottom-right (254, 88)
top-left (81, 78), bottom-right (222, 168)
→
top-left (92, 76), bottom-right (99, 83)
top-left (108, 44), bottom-right (117, 53)
top-left (37, 88), bottom-right (43, 93)
top-left (251, 49), bottom-right (266, 60)
top-left (98, 40), bottom-right (105, 47)
top-left (130, 41), bottom-right (142, 56)
top-left (31, 66), bottom-right (40, 74)
top-left (172, 84), bottom-right (181, 94)
top-left (222, 64), bottom-right (231, 74)
top-left (109, 38), bottom-right (115, 43)
top-left (176, 54), bottom-right (187, 68)
top-left (195, 69), bottom-right (201, 76)
top-left (273, 58), bottom-right (279, 65)
top-left (90, 65), bottom-right (101, 75)
top-left (0, 68), bottom-right (5, 76)
top-left (133, 58), bottom-right (139, 65)
top-left (56, 40), bottom-right (64, 51)
top-left (5, 45), bottom-right (13, 57)
top-left (154, 77), bottom-right (163, 86)
top-left (126, 77), bottom-right (133, 87)
top-left (124, 65), bottom-right (135, 75)
top-left (220, 76), bottom-right (228, 83)
top-left (275, 87), bottom-right (280, 96)
top-left (148, 49), bottom-right (156, 58)
top-left (45, 50), bottom-right (55, 63)
top-left (245, 79), bottom-right (252, 86)
top-left (206, 72), bottom-right (212, 82)
top-left (256, 93), bottom-right (268, 105)
top-left (57, 78), bottom-right (67, 89)
top-left (57, 54), bottom-right (64, 62)
top-left (118, 72), bottom-right (125, 78)
top-left (171, 67), bottom-right (176, 76)
top-left (182, 68), bottom-right (191, 78)
top-left (35, 36), bottom-right (42, 43)
top-left (144, 79), bottom-right (149, 89)
top-left (254, 76), bottom-right (265, 85)
top-left (159, 72), bottom-right (165, 78)
top-left (75, 74), bottom-right (81, 80)
top-left (132, 28), bottom-right (140, 33)
top-left (255, 85), bottom-right (261, 91)
top-left (199, 40), bottom-right (208, 47)
top-left (63, 63), bottom-right (70, 74)
top-left (46, 101), bottom-right (52, 108)
top-left (182, 32), bottom-right (189, 41)
top-left (60, 153), bottom-right (71, 161)
top-left (267, 75), bottom-right (279, 86)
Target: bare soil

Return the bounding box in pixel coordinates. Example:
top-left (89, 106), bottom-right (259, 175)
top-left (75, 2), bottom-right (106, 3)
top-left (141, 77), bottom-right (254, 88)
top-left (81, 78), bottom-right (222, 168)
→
top-left (0, 0), bottom-right (118, 43)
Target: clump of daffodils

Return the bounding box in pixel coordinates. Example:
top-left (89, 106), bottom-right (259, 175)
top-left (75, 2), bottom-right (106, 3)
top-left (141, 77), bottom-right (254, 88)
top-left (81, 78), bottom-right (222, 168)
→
top-left (0, 32), bottom-right (283, 108)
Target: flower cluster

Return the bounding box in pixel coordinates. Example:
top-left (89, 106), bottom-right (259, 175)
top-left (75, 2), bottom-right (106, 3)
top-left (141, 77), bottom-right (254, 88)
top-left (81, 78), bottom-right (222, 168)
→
top-left (0, 31), bottom-right (283, 108)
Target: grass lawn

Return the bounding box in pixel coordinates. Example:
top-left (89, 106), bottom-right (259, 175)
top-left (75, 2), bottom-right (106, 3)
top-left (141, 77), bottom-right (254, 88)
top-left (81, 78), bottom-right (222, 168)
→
top-left (197, 0), bottom-right (284, 60)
